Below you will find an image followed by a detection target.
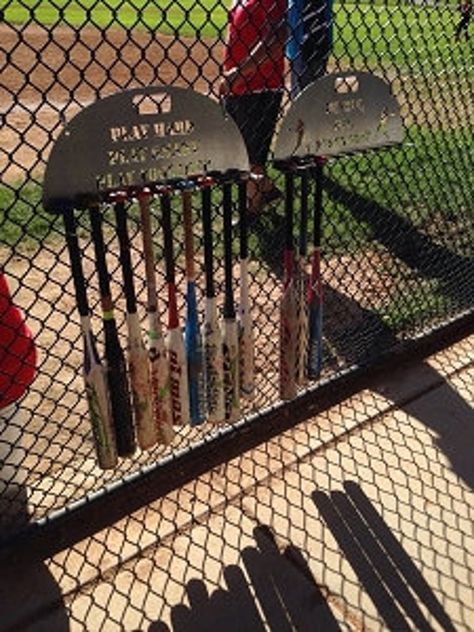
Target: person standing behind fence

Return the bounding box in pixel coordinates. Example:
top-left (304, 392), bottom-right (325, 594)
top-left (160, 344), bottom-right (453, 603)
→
top-left (455, 1), bottom-right (472, 41)
top-left (0, 271), bottom-right (37, 498)
top-left (219, 0), bottom-right (287, 214)
top-left (287, 0), bottom-right (334, 98)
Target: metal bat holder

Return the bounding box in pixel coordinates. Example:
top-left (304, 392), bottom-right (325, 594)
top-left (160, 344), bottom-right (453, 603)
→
top-left (273, 71), bottom-right (404, 387)
top-left (43, 86), bottom-right (250, 467)
top-left (43, 85), bottom-right (249, 210)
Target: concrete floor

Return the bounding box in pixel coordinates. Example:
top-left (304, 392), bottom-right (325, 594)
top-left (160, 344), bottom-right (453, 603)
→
top-left (1, 335), bottom-right (473, 631)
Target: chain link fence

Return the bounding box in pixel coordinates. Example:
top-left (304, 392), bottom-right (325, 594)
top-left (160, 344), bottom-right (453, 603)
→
top-left (0, 0), bottom-right (473, 629)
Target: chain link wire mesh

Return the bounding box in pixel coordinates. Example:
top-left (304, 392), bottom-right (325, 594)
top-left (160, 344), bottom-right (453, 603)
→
top-left (0, 0), bottom-right (473, 629)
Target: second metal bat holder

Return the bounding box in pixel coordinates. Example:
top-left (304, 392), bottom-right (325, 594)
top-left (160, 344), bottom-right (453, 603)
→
top-left (273, 71), bottom-right (404, 386)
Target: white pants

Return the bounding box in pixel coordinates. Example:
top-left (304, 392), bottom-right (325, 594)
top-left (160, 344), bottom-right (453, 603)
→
top-left (0, 403), bottom-right (27, 494)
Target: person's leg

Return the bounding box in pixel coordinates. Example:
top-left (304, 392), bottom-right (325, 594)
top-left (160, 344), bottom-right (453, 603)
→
top-left (291, 47), bottom-right (329, 99)
top-left (456, 14), bottom-right (470, 40)
top-left (224, 91), bottom-right (283, 212)
top-left (290, 53), bottom-right (307, 99)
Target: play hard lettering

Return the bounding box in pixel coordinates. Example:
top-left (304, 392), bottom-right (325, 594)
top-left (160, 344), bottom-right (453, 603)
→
top-left (109, 120), bottom-right (194, 143)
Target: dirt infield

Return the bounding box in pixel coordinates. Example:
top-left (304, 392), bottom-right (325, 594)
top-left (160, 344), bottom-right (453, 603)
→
top-left (0, 23), bottom-right (222, 180)
top-left (2, 21), bottom-right (471, 182)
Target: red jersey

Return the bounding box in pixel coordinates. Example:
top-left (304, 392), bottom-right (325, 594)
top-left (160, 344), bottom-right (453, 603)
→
top-left (0, 272), bottom-right (37, 409)
top-left (223, 0), bottom-right (286, 95)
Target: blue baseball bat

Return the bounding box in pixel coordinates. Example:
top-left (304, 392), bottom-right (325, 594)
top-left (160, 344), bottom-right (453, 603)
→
top-left (182, 186), bottom-right (205, 425)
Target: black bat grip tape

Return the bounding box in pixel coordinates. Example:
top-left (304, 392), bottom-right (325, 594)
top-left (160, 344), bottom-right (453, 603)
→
top-left (299, 170), bottom-right (310, 258)
top-left (313, 162), bottom-right (324, 248)
top-left (160, 192), bottom-right (176, 285)
top-left (201, 185), bottom-right (215, 298)
top-left (222, 181), bottom-right (235, 319)
top-left (284, 171), bottom-right (295, 251)
top-left (63, 208), bottom-right (89, 318)
top-left (238, 180), bottom-right (248, 261)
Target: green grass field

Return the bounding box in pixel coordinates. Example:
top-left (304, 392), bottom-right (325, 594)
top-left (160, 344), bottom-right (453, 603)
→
top-left (2, 0), bottom-right (470, 72)
top-left (1, 126), bottom-right (471, 253)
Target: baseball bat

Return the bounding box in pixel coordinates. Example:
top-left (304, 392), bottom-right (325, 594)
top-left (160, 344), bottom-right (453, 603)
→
top-left (279, 168), bottom-right (298, 401)
top-left (222, 179), bottom-right (240, 422)
top-left (137, 189), bottom-right (174, 445)
top-left (113, 196), bottom-right (156, 450)
top-left (237, 178), bottom-right (255, 399)
top-left (160, 189), bottom-right (190, 426)
top-left (63, 208), bottom-right (117, 469)
top-left (182, 185), bottom-right (205, 426)
top-left (89, 203), bottom-right (136, 457)
top-left (295, 169), bottom-right (310, 386)
top-left (307, 159), bottom-right (324, 379)
top-left (201, 180), bottom-right (225, 424)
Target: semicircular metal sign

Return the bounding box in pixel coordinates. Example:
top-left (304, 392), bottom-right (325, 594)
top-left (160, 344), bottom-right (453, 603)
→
top-left (274, 72), bottom-right (404, 161)
top-left (43, 86), bottom-right (249, 212)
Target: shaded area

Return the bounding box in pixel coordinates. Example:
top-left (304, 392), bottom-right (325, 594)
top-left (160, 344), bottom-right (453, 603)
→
top-left (150, 524), bottom-right (340, 631)
top-left (312, 482), bottom-right (456, 632)
top-left (0, 483), bottom-right (69, 631)
top-left (313, 286), bottom-right (474, 489)
top-left (324, 177), bottom-right (474, 308)
top-left (252, 176), bottom-right (474, 488)
top-left (398, 371), bottom-right (474, 488)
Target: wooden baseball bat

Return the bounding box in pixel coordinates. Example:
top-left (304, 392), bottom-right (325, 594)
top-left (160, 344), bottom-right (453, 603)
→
top-left (113, 196), bottom-right (156, 450)
top-left (295, 169), bottom-right (310, 386)
top-left (137, 190), bottom-right (175, 444)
